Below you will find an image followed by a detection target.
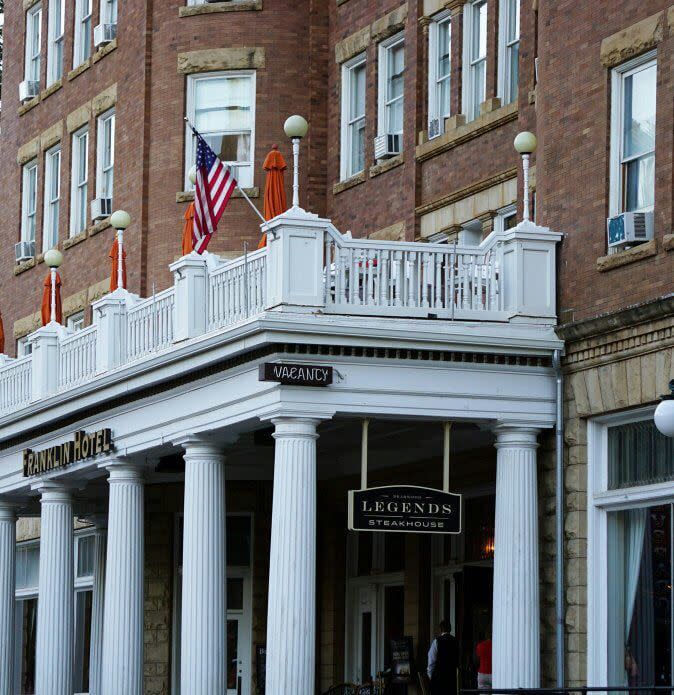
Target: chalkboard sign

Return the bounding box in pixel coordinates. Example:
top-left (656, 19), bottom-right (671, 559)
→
top-left (390, 636), bottom-right (414, 685)
top-left (256, 645), bottom-right (266, 695)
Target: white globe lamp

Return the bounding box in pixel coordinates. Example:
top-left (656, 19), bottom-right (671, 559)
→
top-left (655, 381), bottom-right (674, 438)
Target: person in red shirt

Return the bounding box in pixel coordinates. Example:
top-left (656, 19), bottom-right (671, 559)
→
top-left (475, 632), bottom-right (492, 689)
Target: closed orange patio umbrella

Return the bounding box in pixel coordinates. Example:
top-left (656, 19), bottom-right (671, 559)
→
top-left (258, 145), bottom-right (288, 248)
top-left (41, 271), bottom-right (62, 326)
top-left (109, 238), bottom-right (127, 292)
top-left (182, 201), bottom-right (196, 255)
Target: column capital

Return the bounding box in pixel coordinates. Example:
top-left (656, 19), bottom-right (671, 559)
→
top-left (31, 481), bottom-right (74, 502)
top-left (493, 424), bottom-right (540, 449)
top-left (270, 416), bottom-right (322, 440)
top-left (174, 434), bottom-right (231, 460)
top-left (0, 499), bottom-right (20, 521)
top-left (103, 460), bottom-right (146, 483)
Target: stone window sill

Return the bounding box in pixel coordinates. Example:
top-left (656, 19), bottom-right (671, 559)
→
top-left (370, 153), bottom-right (404, 178)
top-left (664, 234), bottom-right (674, 252)
top-left (14, 258), bottom-right (36, 276)
top-left (596, 239), bottom-right (657, 272)
top-left (92, 39), bottom-right (117, 64)
top-left (332, 172), bottom-right (366, 195)
top-left (89, 218), bottom-right (112, 236)
top-left (63, 231), bottom-right (88, 249)
top-left (40, 79), bottom-right (63, 102)
top-left (179, 0), bottom-right (262, 16)
top-left (68, 60), bottom-right (91, 82)
top-left (18, 97), bottom-right (39, 116)
top-left (176, 187), bottom-right (259, 203)
top-left (416, 100), bottom-right (518, 162)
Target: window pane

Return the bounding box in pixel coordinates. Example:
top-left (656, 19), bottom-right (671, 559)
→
top-left (624, 153), bottom-right (655, 212)
top-left (73, 590), bottom-right (93, 692)
top-left (509, 42), bottom-right (519, 102)
top-left (472, 1), bottom-right (488, 61)
top-left (195, 77), bottom-right (252, 133)
top-left (473, 61), bottom-right (486, 115)
top-left (227, 577), bottom-right (244, 611)
top-left (608, 505), bottom-right (672, 687)
top-left (16, 546), bottom-right (39, 591)
top-left (508, 0), bottom-right (520, 42)
top-left (609, 419), bottom-right (674, 489)
top-left (623, 64), bottom-right (657, 160)
top-left (227, 620), bottom-right (239, 690)
top-left (387, 44), bottom-right (404, 102)
top-left (203, 133), bottom-right (251, 165)
top-left (227, 516), bottom-right (252, 567)
top-left (16, 598), bottom-right (37, 694)
top-left (464, 494), bottom-right (496, 561)
top-left (350, 63), bottom-right (366, 120)
top-left (77, 535), bottom-right (95, 577)
top-left (384, 534), bottom-right (405, 572)
top-left (438, 20), bottom-right (451, 79)
top-left (350, 118), bottom-right (365, 174)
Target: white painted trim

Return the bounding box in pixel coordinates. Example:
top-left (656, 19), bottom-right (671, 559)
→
top-left (46, 0), bottom-right (65, 85)
top-left (70, 127), bottom-right (89, 238)
top-left (184, 71), bottom-right (256, 190)
top-left (21, 159), bottom-right (38, 245)
top-left (24, 3), bottom-right (42, 84)
top-left (96, 109), bottom-right (115, 202)
top-left (377, 32), bottom-right (405, 137)
top-left (462, 0), bottom-right (487, 122)
top-left (42, 144), bottom-right (61, 253)
top-left (608, 51), bottom-right (657, 217)
top-left (73, 0), bottom-right (92, 69)
top-left (340, 53), bottom-right (367, 181)
top-left (428, 11), bottom-right (452, 127)
top-left (497, 0), bottom-right (520, 105)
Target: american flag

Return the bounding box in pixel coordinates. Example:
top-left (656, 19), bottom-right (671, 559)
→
top-left (192, 129), bottom-right (237, 254)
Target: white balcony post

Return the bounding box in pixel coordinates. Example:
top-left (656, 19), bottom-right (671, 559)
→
top-left (266, 417), bottom-right (320, 693)
top-left (34, 483), bottom-right (74, 695)
top-left (492, 425), bottom-right (541, 688)
top-left (499, 220), bottom-right (563, 322)
top-left (89, 515), bottom-right (107, 695)
top-left (178, 438), bottom-right (227, 694)
top-left (92, 289), bottom-right (135, 372)
top-left (170, 254), bottom-right (208, 341)
top-left (30, 323), bottom-right (66, 400)
top-left (0, 502), bottom-right (16, 695)
top-left (101, 462), bottom-right (145, 695)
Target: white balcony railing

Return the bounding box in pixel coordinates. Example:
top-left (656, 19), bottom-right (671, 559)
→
top-left (0, 211), bottom-right (561, 414)
top-left (59, 325), bottom-right (98, 390)
top-left (127, 287), bottom-right (175, 361)
top-left (208, 248), bottom-right (267, 331)
top-left (0, 356), bottom-right (32, 414)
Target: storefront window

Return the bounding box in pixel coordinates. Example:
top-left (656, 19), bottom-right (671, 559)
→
top-left (608, 504), bottom-right (672, 686)
top-left (608, 420), bottom-right (674, 489)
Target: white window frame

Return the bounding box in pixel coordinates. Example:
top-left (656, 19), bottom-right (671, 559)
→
top-left (46, 0), bottom-right (65, 85)
top-left (462, 0), bottom-right (488, 122)
top-left (43, 144), bottom-right (61, 253)
top-left (184, 71), bottom-right (256, 190)
top-left (377, 32), bottom-right (405, 137)
top-left (609, 51), bottom-right (657, 217)
top-left (497, 0), bottom-right (519, 105)
top-left (494, 203), bottom-right (517, 234)
top-left (70, 128), bottom-right (89, 237)
top-left (16, 337), bottom-right (33, 357)
top-left (21, 160), bottom-right (38, 245)
top-left (428, 11), bottom-right (452, 126)
top-left (67, 310), bottom-right (86, 331)
top-left (73, 531), bottom-right (94, 695)
top-left (100, 0), bottom-right (117, 24)
top-left (96, 110), bottom-right (115, 202)
top-left (14, 540), bottom-right (39, 695)
top-left (586, 406), bottom-right (672, 686)
top-left (73, 0), bottom-right (93, 68)
top-left (340, 53), bottom-right (367, 181)
top-left (24, 4), bottom-right (42, 84)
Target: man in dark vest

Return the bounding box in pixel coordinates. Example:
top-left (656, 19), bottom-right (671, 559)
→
top-left (427, 619), bottom-right (460, 695)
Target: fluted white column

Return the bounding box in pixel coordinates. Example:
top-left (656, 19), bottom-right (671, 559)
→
top-left (89, 517), bottom-right (108, 695)
top-left (266, 417), bottom-right (320, 694)
top-left (101, 464), bottom-right (145, 695)
top-left (492, 426), bottom-right (541, 688)
top-left (35, 485), bottom-right (74, 695)
top-left (180, 439), bottom-right (227, 695)
top-left (0, 503), bottom-right (16, 695)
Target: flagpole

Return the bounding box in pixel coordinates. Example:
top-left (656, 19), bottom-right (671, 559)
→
top-left (184, 117), bottom-right (267, 226)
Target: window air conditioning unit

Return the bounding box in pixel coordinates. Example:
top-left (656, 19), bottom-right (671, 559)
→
top-left (19, 80), bottom-right (40, 102)
top-left (606, 210), bottom-right (654, 249)
top-left (15, 241), bottom-right (35, 263)
top-left (374, 134), bottom-right (402, 160)
top-left (94, 23), bottom-right (117, 49)
top-left (428, 117), bottom-right (445, 140)
top-left (91, 198), bottom-right (112, 221)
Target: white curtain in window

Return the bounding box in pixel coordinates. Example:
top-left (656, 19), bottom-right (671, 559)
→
top-left (625, 508), bottom-right (647, 641)
top-left (195, 77), bottom-right (251, 133)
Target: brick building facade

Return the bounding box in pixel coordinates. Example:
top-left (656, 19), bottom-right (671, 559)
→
top-left (0, 0), bottom-right (673, 693)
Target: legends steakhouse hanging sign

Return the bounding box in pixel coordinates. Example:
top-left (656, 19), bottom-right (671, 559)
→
top-left (23, 429), bottom-right (114, 477)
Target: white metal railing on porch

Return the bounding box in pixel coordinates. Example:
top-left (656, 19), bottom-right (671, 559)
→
top-left (127, 287), bottom-right (175, 361)
top-left (207, 248), bottom-right (267, 331)
top-left (323, 234), bottom-right (503, 319)
top-left (0, 357), bottom-right (32, 413)
top-left (59, 325), bottom-right (97, 389)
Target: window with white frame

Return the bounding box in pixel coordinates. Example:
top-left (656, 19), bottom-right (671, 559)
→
top-left (610, 54), bottom-right (657, 216)
top-left (101, 0), bottom-right (117, 24)
top-left (497, 0), bottom-right (519, 105)
top-left (13, 534), bottom-right (95, 695)
top-left (67, 310), bottom-right (86, 331)
top-left (588, 411), bottom-right (674, 688)
top-left (378, 33), bottom-right (404, 137)
top-left (43, 144), bottom-right (61, 252)
top-left (16, 337), bottom-right (33, 357)
top-left (185, 72), bottom-right (256, 189)
top-left (46, 0), bottom-right (65, 85)
top-left (21, 160), bottom-right (38, 245)
top-left (71, 128), bottom-right (89, 237)
top-left (96, 110), bottom-right (115, 203)
top-left (24, 4), bottom-right (42, 85)
top-left (494, 204), bottom-right (517, 233)
top-left (340, 54), bottom-right (366, 180)
top-left (462, 0), bottom-right (487, 121)
top-left (428, 12), bottom-right (451, 128)
top-left (73, 0), bottom-right (92, 68)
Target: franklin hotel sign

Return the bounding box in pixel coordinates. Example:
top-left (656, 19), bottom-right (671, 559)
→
top-left (23, 429), bottom-right (114, 477)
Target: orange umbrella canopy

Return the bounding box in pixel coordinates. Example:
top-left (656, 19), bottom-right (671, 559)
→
top-left (182, 202), bottom-right (196, 256)
top-left (109, 238), bottom-right (127, 292)
top-left (258, 145), bottom-right (288, 248)
top-left (41, 272), bottom-right (62, 326)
